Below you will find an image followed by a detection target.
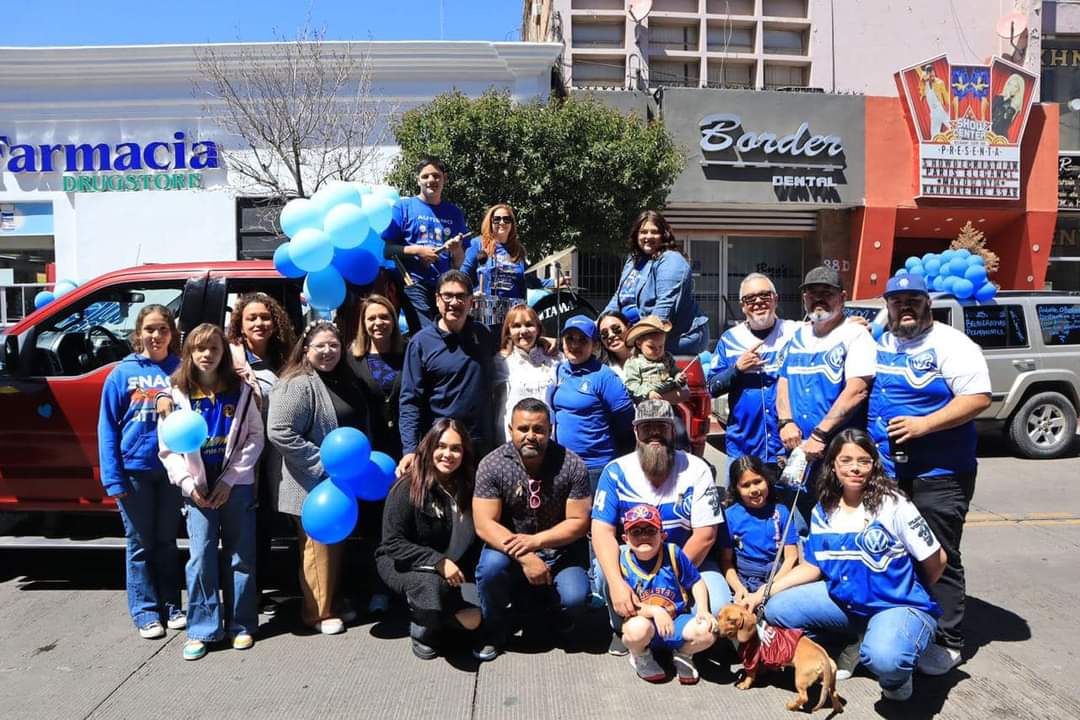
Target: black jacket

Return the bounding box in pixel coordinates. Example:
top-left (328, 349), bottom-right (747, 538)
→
top-left (376, 478), bottom-right (475, 573)
top-left (346, 351), bottom-right (403, 459)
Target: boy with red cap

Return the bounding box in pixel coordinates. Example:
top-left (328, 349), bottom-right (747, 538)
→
top-left (618, 503), bottom-right (717, 684)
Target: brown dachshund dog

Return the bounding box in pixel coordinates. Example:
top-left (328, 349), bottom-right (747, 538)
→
top-left (716, 604), bottom-right (843, 714)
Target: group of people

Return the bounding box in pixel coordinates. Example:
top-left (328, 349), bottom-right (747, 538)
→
top-left (95, 154), bottom-right (991, 701)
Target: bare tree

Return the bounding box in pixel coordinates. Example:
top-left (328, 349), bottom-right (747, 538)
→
top-left (193, 24), bottom-right (391, 204)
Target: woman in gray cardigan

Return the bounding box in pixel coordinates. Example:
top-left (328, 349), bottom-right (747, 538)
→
top-left (268, 320), bottom-right (367, 635)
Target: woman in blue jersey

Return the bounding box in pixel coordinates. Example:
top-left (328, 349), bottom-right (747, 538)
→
top-left (461, 204), bottom-right (552, 303)
top-left (97, 304), bottom-right (184, 640)
top-left (548, 315), bottom-right (635, 491)
top-left (747, 429), bottom-right (947, 702)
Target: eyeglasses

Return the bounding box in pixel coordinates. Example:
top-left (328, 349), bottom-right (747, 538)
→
top-left (527, 477), bottom-right (542, 510)
top-left (599, 325), bottom-right (624, 340)
top-left (628, 526), bottom-right (659, 538)
top-left (740, 291), bottom-right (775, 306)
top-left (836, 457), bottom-right (874, 469)
top-left (491, 215), bottom-right (514, 225)
top-left (438, 292), bottom-right (471, 305)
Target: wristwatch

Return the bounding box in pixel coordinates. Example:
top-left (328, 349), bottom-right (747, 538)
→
top-left (777, 418), bottom-right (794, 430)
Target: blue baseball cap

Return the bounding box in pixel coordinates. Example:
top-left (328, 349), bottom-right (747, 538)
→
top-left (560, 315), bottom-right (598, 340)
top-left (884, 274), bottom-right (930, 297)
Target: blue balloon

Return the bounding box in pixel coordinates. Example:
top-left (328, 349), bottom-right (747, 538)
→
top-left (301, 481), bottom-right (358, 544)
top-left (870, 321), bottom-right (885, 341)
top-left (954, 248), bottom-right (971, 259)
top-left (34, 291), bottom-right (55, 309)
top-left (932, 275), bottom-right (946, 292)
top-left (370, 184), bottom-right (401, 203)
top-left (948, 257), bottom-right (968, 276)
top-left (941, 250), bottom-right (957, 262)
top-left (908, 264), bottom-right (925, 277)
top-left (974, 281), bottom-right (997, 302)
top-left (963, 264), bottom-right (988, 286)
top-left (312, 183), bottom-right (363, 214)
top-left (942, 276), bottom-right (958, 293)
top-left (53, 281), bottom-right (77, 298)
top-left (305, 266), bottom-right (347, 311)
top-left (952, 278), bottom-right (975, 299)
top-left (290, 228), bottom-right (334, 272)
top-left (332, 245), bottom-right (379, 286)
top-left (358, 227), bottom-right (386, 258)
top-left (894, 268), bottom-right (908, 276)
top-left (904, 256), bottom-right (921, 271)
top-left (924, 257), bottom-right (942, 276)
top-left (279, 198), bottom-right (323, 238)
top-left (324, 203), bottom-right (370, 250)
top-left (160, 409), bottom-right (209, 454)
top-left (968, 254), bottom-right (985, 266)
top-left (354, 452), bottom-right (397, 501)
top-left (321, 427), bottom-right (372, 481)
top-left (362, 193), bottom-right (394, 234)
top-left (273, 243), bottom-right (306, 278)
top-left (921, 253), bottom-right (935, 265)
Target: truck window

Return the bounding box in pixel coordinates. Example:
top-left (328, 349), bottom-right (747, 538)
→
top-left (1037, 303), bottom-right (1080, 346)
top-left (962, 305), bottom-right (1028, 349)
top-left (31, 283), bottom-right (184, 376)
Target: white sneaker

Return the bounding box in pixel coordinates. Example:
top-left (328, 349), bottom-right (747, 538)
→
top-left (166, 614), bottom-right (187, 630)
top-left (917, 644), bottom-right (962, 676)
top-left (138, 621), bottom-right (165, 639)
top-left (318, 618), bottom-right (345, 635)
top-left (881, 675), bottom-right (913, 702)
top-left (835, 668), bottom-right (853, 681)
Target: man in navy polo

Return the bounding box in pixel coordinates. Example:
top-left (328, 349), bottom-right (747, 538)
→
top-left (867, 273), bottom-right (991, 676)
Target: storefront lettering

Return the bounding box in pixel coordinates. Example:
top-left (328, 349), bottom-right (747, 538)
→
top-left (60, 173), bottom-right (204, 193)
top-left (699, 114), bottom-right (844, 165)
top-left (0, 132), bottom-right (219, 173)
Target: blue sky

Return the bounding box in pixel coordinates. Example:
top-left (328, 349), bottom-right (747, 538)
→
top-left (6, 1), bottom-right (523, 46)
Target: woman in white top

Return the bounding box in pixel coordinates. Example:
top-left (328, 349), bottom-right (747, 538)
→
top-left (493, 304), bottom-right (559, 442)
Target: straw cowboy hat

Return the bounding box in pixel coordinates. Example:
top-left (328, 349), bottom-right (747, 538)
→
top-left (625, 315), bottom-right (673, 347)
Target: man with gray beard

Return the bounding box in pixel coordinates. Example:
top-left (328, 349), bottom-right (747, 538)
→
top-left (591, 400), bottom-right (731, 656)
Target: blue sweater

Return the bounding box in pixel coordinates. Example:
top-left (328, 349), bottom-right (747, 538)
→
top-left (380, 196), bottom-right (468, 286)
top-left (548, 357), bottom-right (635, 470)
top-left (460, 238), bottom-right (551, 300)
top-left (97, 352), bottom-right (180, 496)
top-left (399, 319), bottom-right (496, 455)
top-left (604, 250), bottom-right (709, 354)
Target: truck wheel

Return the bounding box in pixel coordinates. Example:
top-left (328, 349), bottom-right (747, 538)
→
top-left (1008, 392), bottom-right (1078, 459)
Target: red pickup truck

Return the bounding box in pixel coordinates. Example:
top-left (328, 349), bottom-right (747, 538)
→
top-left (0, 261), bottom-right (711, 517)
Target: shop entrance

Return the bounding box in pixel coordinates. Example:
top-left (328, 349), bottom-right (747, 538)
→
top-left (0, 202), bottom-right (56, 326)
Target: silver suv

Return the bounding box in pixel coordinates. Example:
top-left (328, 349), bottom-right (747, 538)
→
top-left (846, 291), bottom-right (1080, 459)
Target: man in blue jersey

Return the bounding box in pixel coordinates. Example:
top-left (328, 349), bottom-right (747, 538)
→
top-left (706, 272), bottom-right (800, 464)
top-left (867, 274), bottom-right (991, 677)
top-left (382, 156), bottom-right (468, 332)
top-left (591, 400), bottom-right (731, 656)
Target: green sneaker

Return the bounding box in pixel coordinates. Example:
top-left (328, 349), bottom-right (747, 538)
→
top-left (182, 640), bottom-right (207, 661)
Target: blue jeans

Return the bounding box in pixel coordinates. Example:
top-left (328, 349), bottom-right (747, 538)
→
top-left (764, 581), bottom-right (937, 691)
top-left (594, 551), bottom-right (732, 633)
top-left (184, 484), bottom-right (258, 641)
top-left (402, 282), bottom-right (437, 334)
top-left (116, 468), bottom-right (183, 628)
top-left (475, 545), bottom-right (590, 642)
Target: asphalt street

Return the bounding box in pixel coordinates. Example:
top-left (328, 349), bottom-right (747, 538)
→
top-left (1, 438), bottom-right (1078, 720)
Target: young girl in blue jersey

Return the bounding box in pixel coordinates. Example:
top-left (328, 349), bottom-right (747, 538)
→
top-left (98, 304), bottom-right (184, 640)
top-left (159, 323), bottom-right (264, 661)
top-left (747, 429), bottom-right (947, 703)
top-left (719, 455), bottom-right (799, 605)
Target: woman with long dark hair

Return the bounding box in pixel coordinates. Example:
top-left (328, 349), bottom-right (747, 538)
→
top-left (745, 429), bottom-right (947, 703)
top-left (603, 210), bottom-right (709, 354)
top-left (597, 310), bottom-right (632, 380)
top-left (376, 419), bottom-right (482, 659)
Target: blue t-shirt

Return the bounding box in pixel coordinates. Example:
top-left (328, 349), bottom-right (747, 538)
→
top-left (190, 387), bottom-right (241, 487)
top-left (461, 239), bottom-right (550, 301)
top-left (381, 196), bottom-right (468, 285)
top-left (619, 543), bottom-right (701, 619)
top-left (722, 501), bottom-right (798, 571)
top-left (548, 358), bottom-right (634, 470)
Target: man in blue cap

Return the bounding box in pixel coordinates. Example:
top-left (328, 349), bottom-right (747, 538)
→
top-left (867, 273), bottom-right (991, 677)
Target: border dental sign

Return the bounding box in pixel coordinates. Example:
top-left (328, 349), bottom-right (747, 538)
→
top-left (895, 55), bottom-right (1037, 199)
top-left (0, 132), bottom-right (219, 193)
top-left (698, 114), bottom-right (848, 202)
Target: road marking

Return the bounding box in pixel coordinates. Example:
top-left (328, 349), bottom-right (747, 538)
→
top-left (967, 511), bottom-right (1080, 528)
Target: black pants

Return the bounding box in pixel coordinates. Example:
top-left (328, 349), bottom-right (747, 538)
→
top-left (375, 555), bottom-right (473, 634)
top-left (900, 471), bottom-right (976, 650)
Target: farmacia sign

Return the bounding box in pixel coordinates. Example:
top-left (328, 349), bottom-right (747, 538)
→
top-left (0, 132), bottom-right (219, 193)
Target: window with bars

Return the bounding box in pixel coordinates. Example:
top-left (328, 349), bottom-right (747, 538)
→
top-left (236, 197), bottom-right (286, 260)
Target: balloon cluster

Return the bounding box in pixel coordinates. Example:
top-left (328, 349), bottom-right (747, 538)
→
top-left (273, 184), bottom-right (401, 313)
top-left (894, 250), bottom-right (998, 302)
top-left (301, 428), bottom-right (397, 545)
top-left (33, 278), bottom-right (80, 310)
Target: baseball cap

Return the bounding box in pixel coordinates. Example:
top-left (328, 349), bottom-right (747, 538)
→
top-left (560, 315), bottom-right (598, 341)
top-left (800, 265), bottom-right (844, 291)
top-left (624, 315), bottom-right (673, 347)
top-left (633, 399), bottom-right (676, 426)
top-left (884, 274), bottom-right (930, 297)
top-left (622, 503), bottom-right (662, 531)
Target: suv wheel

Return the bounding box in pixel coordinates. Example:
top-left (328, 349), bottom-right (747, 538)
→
top-left (1008, 392), bottom-right (1078, 459)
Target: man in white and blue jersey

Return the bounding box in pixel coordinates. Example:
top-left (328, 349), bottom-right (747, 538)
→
top-left (706, 273), bottom-right (800, 464)
top-left (591, 400), bottom-right (731, 656)
top-left (868, 273), bottom-right (991, 676)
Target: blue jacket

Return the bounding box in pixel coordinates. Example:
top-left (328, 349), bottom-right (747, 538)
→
top-left (604, 250), bottom-right (709, 354)
top-left (399, 319), bottom-right (496, 455)
top-left (460, 237), bottom-right (551, 300)
top-left (547, 357), bottom-right (634, 470)
top-left (97, 352), bottom-right (180, 496)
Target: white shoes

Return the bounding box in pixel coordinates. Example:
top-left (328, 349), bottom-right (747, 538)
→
top-left (317, 618), bottom-right (345, 635)
top-left (917, 644), bottom-right (962, 676)
top-left (138, 621), bottom-right (165, 639)
top-left (166, 614), bottom-right (187, 630)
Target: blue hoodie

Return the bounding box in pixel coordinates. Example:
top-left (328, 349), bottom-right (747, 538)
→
top-left (548, 357), bottom-right (635, 470)
top-left (97, 352), bottom-right (180, 496)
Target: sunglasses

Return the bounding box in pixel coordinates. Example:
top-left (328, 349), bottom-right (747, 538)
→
top-left (628, 525), bottom-right (659, 538)
top-left (599, 325), bottom-right (625, 340)
top-left (740, 291), bottom-right (775, 306)
top-left (491, 215), bottom-right (514, 225)
top-left (527, 477), bottom-right (542, 510)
